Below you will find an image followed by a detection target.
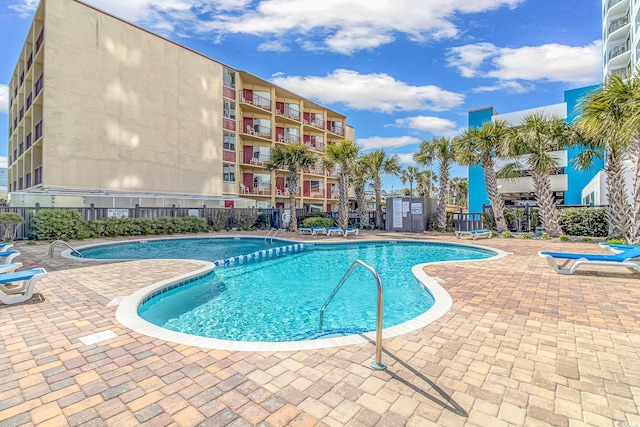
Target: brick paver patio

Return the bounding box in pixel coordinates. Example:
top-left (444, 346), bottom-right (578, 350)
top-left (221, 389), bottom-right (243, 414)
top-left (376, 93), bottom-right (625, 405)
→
top-left (1, 232), bottom-right (639, 426)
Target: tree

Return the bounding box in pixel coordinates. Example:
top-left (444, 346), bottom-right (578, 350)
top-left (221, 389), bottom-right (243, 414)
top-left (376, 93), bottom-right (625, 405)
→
top-left (454, 120), bottom-right (510, 232)
top-left (324, 140), bottom-right (360, 228)
top-left (498, 113), bottom-right (572, 237)
top-left (415, 137), bottom-right (456, 230)
top-left (400, 166), bottom-right (420, 199)
top-left (449, 177), bottom-right (468, 208)
top-left (416, 170), bottom-right (438, 198)
top-left (0, 212), bottom-right (24, 241)
top-left (265, 143), bottom-right (317, 232)
top-left (351, 157), bottom-right (371, 228)
top-left (361, 150), bottom-right (401, 229)
top-left (578, 73), bottom-right (640, 241)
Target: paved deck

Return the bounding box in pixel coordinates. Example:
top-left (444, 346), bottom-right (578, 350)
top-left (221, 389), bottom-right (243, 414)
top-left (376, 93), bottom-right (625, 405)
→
top-left (1, 231), bottom-right (639, 426)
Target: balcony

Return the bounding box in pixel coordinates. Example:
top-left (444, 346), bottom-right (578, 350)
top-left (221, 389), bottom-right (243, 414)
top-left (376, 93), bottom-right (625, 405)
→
top-left (20, 71), bottom-right (24, 86)
top-left (35, 74), bottom-right (43, 96)
top-left (277, 133), bottom-right (301, 144)
top-left (27, 54), bottom-right (32, 71)
top-left (242, 152), bottom-right (271, 166)
top-left (26, 93), bottom-right (32, 110)
top-left (26, 133), bottom-right (32, 149)
top-left (305, 165), bottom-right (325, 175)
top-left (244, 124), bottom-right (272, 140)
top-left (607, 0), bottom-right (624, 9)
top-left (19, 142), bottom-right (24, 157)
top-left (19, 107), bottom-right (24, 121)
top-left (276, 105), bottom-right (301, 122)
top-left (608, 40), bottom-right (630, 61)
top-left (36, 28), bottom-right (44, 52)
top-left (34, 166), bottom-right (42, 185)
top-left (328, 125), bottom-right (344, 136)
top-left (35, 120), bottom-right (43, 140)
top-left (241, 92), bottom-right (272, 113)
top-left (25, 172), bottom-right (31, 189)
top-left (610, 65), bottom-right (630, 79)
top-left (608, 14), bottom-right (629, 35)
top-left (303, 118), bottom-right (325, 129)
top-left (497, 174), bottom-right (568, 194)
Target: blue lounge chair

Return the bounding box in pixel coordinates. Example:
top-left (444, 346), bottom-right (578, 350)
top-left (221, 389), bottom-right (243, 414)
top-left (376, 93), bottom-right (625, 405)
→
top-left (539, 246), bottom-right (640, 275)
top-left (311, 227), bottom-right (328, 235)
top-left (599, 243), bottom-right (640, 254)
top-left (326, 227), bottom-right (343, 236)
top-left (0, 243), bottom-right (13, 252)
top-left (343, 227), bottom-right (359, 237)
top-left (455, 229), bottom-right (492, 240)
top-left (0, 251), bottom-right (20, 265)
top-left (0, 268), bottom-right (48, 304)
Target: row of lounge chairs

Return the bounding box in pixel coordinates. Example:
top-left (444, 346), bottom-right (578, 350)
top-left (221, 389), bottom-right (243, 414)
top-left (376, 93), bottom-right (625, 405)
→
top-left (298, 227), bottom-right (360, 237)
top-left (0, 243), bottom-right (48, 305)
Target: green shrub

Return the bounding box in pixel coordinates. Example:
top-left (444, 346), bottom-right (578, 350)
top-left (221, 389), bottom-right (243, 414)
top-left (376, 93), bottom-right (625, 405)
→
top-left (501, 231), bottom-right (512, 238)
top-left (541, 233), bottom-right (551, 240)
top-left (520, 232), bottom-right (531, 239)
top-left (559, 235), bottom-right (570, 241)
top-left (491, 230), bottom-right (498, 237)
top-left (557, 207), bottom-right (608, 237)
top-left (254, 212), bottom-right (269, 229)
top-left (581, 237), bottom-right (593, 243)
top-left (302, 217), bottom-right (335, 228)
top-left (31, 209), bottom-right (91, 240)
top-left (606, 237), bottom-right (626, 244)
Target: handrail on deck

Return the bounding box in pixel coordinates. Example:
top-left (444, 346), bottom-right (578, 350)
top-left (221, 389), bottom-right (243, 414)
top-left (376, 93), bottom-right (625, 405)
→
top-left (48, 240), bottom-right (83, 257)
top-left (319, 260), bottom-right (386, 370)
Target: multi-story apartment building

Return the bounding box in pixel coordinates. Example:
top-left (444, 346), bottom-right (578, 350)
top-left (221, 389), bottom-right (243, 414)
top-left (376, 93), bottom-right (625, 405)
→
top-left (467, 85), bottom-right (603, 212)
top-left (6, 0), bottom-right (352, 210)
top-left (603, 0), bottom-right (637, 79)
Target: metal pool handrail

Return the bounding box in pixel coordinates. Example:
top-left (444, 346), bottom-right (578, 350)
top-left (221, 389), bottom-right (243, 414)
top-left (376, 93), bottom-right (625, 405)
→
top-left (48, 240), bottom-right (83, 257)
top-left (319, 260), bottom-right (386, 370)
top-left (265, 228), bottom-right (283, 243)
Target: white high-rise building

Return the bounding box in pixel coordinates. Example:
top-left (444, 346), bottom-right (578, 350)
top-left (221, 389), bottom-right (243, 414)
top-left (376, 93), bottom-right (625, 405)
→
top-left (603, 0), bottom-right (637, 78)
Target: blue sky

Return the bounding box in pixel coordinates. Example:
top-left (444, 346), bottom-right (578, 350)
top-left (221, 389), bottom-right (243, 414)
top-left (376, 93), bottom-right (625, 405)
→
top-left (0, 0), bottom-right (602, 192)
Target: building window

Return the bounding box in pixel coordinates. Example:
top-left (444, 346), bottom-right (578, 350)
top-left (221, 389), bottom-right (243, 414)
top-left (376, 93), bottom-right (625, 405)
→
top-left (223, 100), bottom-right (236, 120)
top-left (223, 131), bottom-right (236, 151)
top-left (223, 163), bottom-right (236, 182)
top-left (223, 68), bottom-right (236, 89)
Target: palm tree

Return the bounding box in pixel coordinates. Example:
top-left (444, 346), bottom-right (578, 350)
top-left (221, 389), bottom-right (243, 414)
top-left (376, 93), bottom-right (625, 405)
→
top-left (449, 177), bottom-right (468, 208)
top-left (265, 143), bottom-right (316, 232)
top-left (578, 72), bottom-right (640, 241)
top-left (454, 120), bottom-right (510, 233)
top-left (416, 170), bottom-right (438, 198)
top-left (324, 140), bottom-right (360, 228)
top-left (351, 157), bottom-right (371, 228)
top-left (400, 166), bottom-right (420, 199)
top-left (361, 150), bottom-right (401, 229)
top-left (415, 137), bottom-right (456, 230)
top-left (498, 113), bottom-right (572, 237)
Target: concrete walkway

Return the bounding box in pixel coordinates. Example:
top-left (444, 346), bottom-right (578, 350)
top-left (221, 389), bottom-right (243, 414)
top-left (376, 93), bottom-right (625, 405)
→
top-left (0, 231), bottom-right (639, 426)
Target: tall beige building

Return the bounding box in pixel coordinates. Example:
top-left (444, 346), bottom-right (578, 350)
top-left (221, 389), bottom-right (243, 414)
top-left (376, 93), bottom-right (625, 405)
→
top-left (7, 0), bottom-right (353, 209)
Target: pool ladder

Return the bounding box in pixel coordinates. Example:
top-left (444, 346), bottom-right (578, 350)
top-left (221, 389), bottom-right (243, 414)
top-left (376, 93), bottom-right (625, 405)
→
top-left (48, 240), bottom-right (83, 257)
top-left (320, 260), bottom-right (386, 370)
top-left (265, 228), bottom-right (283, 243)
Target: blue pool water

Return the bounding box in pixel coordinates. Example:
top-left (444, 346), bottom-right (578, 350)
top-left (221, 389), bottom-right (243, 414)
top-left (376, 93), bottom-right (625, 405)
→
top-left (76, 237), bottom-right (284, 261)
top-left (133, 241), bottom-right (495, 342)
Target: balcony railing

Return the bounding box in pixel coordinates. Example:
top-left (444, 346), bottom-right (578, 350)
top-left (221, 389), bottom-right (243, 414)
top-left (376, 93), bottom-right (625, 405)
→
top-left (609, 40), bottom-right (630, 60)
top-left (305, 188), bottom-right (325, 198)
top-left (35, 120), bottom-right (43, 140)
top-left (608, 0), bottom-right (623, 9)
top-left (35, 74), bottom-right (43, 96)
top-left (306, 165), bottom-right (325, 175)
top-left (34, 166), bottom-right (42, 185)
top-left (306, 118), bottom-right (324, 128)
top-left (245, 124), bottom-right (272, 139)
top-left (609, 14), bottom-right (629, 34)
top-left (276, 106), bottom-right (301, 121)
top-left (610, 66), bottom-right (630, 79)
top-left (36, 29), bottom-right (44, 52)
top-left (278, 133), bottom-right (301, 143)
top-left (243, 93), bottom-right (271, 111)
top-left (329, 126), bottom-right (345, 136)
top-left (242, 153), bottom-right (271, 166)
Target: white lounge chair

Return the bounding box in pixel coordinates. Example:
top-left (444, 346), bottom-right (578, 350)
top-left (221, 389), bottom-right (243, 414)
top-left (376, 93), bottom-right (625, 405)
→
top-left (0, 263), bottom-right (23, 274)
top-left (0, 251), bottom-right (20, 265)
top-left (455, 229), bottom-right (492, 240)
top-left (343, 228), bottom-right (359, 237)
top-left (0, 268), bottom-right (48, 304)
top-left (0, 243), bottom-right (14, 252)
top-left (539, 246), bottom-right (640, 275)
top-left (326, 227), bottom-right (344, 236)
top-left (311, 227), bottom-right (328, 235)
top-left (298, 228), bottom-right (313, 235)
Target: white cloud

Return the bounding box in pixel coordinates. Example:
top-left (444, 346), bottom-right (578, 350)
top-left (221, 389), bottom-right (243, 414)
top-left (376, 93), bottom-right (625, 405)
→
top-left (272, 69), bottom-right (464, 113)
top-left (448, 41), bottom-right (603, 85)
top-left (472, 81), bottom-right (532, 94)
top-left (8, 0), bottom-right (38, 17)
top-left (357, 136), bottom-right (420, 150)
top-left (0, 156), bottom-right (7, 168)
top-left (396, 153), bottom-right (416, 165)
top-left (257, 40), bottom-right (289, 52)
top-left (10, 0), bottom-right (523, 54)
top-left (392, 116), bottom-right (460, 136)
top-left (0, 84), bottom-right (8, 114)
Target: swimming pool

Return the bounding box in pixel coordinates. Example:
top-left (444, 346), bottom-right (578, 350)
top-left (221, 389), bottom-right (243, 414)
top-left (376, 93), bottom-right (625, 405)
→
top-left (106, 237), bottom-right (503, 350)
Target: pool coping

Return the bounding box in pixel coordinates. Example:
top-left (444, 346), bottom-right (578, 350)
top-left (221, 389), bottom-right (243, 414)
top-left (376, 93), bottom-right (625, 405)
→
top-left (78, 236), bottom-right (507, 352)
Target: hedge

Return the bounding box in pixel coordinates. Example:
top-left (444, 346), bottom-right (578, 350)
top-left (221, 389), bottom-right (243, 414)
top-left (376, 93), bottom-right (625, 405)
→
top-left (557, 207), bottom-right (608, 237)
top-left (302, 217), bottom-right (335, 228)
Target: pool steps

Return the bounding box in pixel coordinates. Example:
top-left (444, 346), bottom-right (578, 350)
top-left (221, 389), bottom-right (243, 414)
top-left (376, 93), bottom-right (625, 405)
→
top-left (213, 243), bottom-right (305, 268)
